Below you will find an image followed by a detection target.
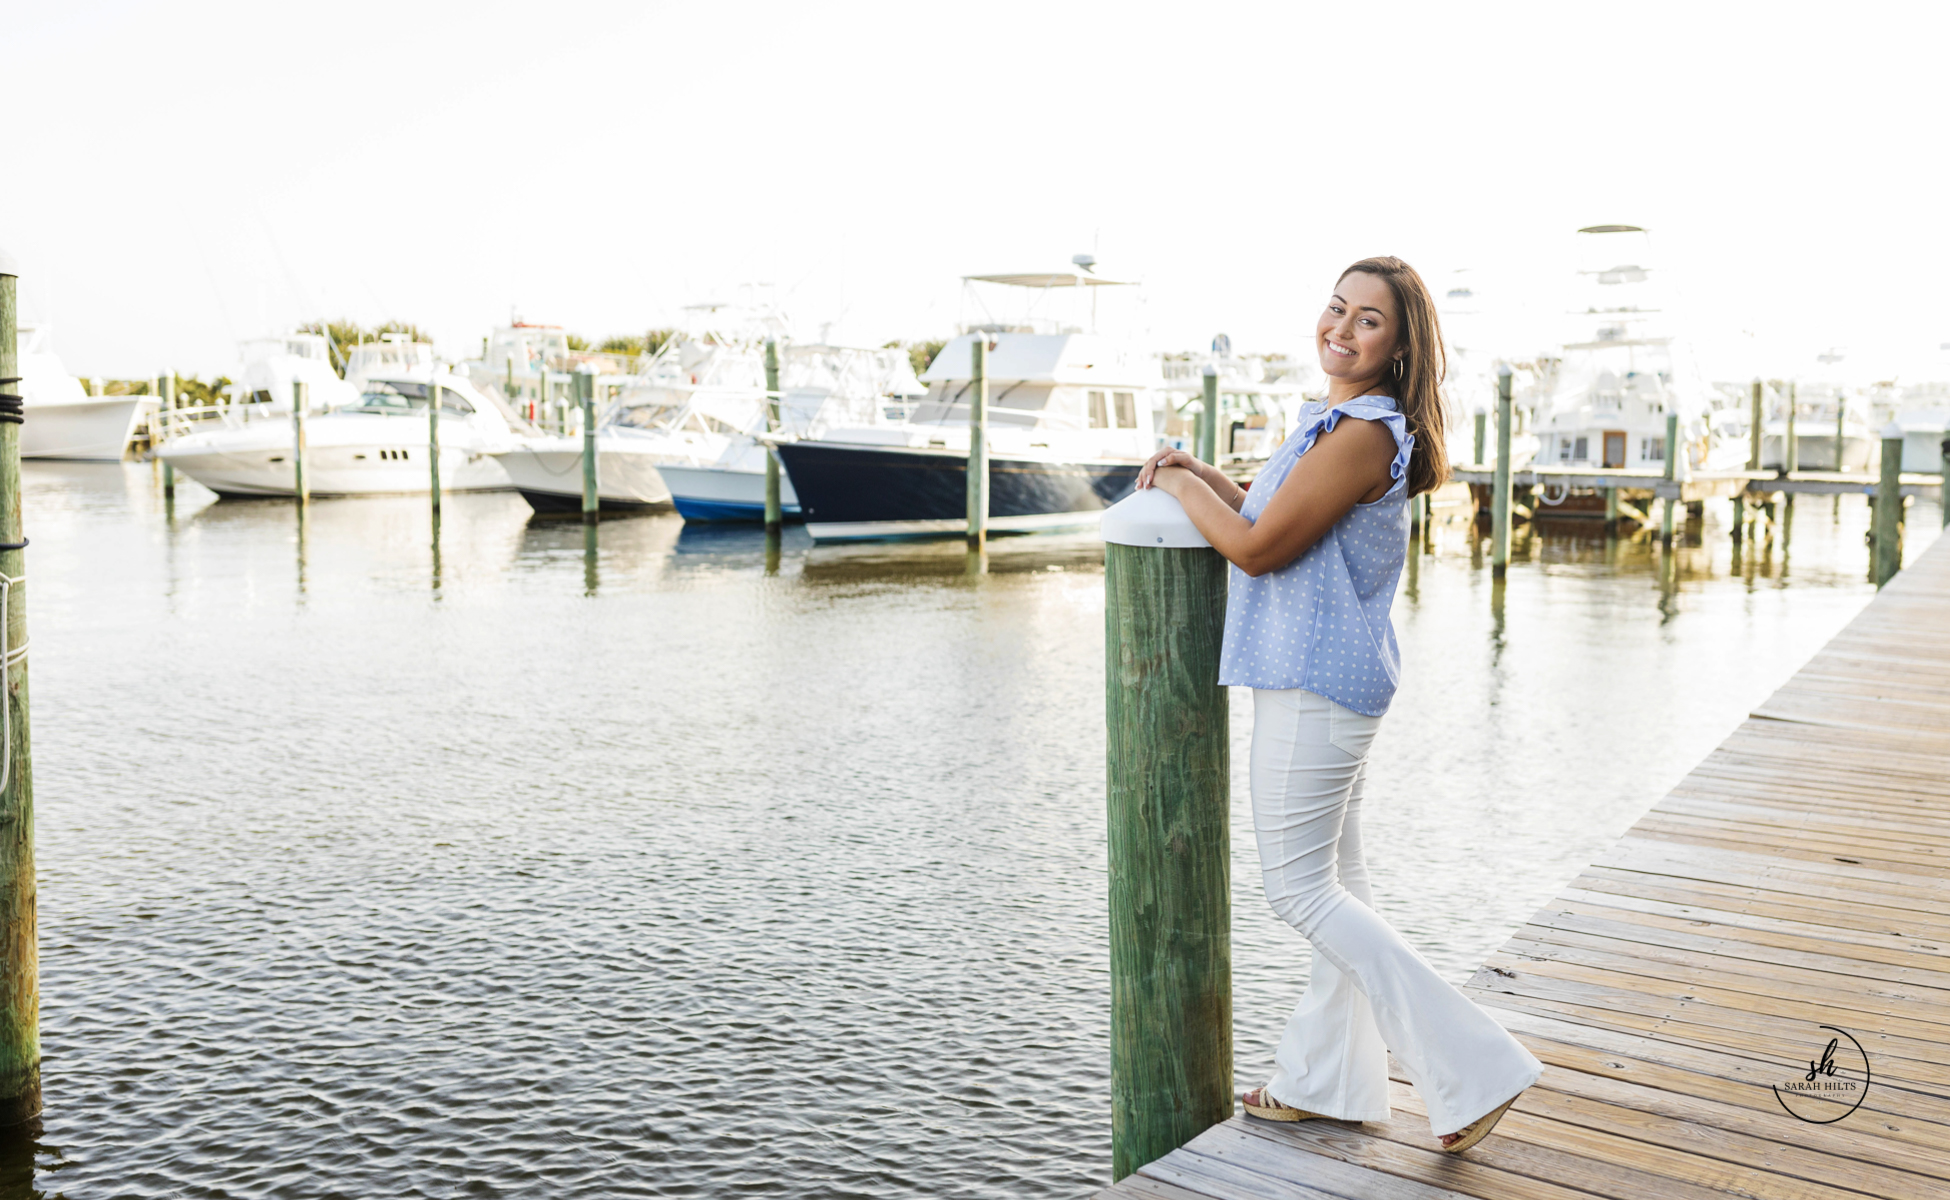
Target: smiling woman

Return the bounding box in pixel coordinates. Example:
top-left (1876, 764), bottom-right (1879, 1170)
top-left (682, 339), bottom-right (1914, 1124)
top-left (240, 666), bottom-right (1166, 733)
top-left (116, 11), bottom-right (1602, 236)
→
top-left (1134, 256), bottom-right (1538, 1153)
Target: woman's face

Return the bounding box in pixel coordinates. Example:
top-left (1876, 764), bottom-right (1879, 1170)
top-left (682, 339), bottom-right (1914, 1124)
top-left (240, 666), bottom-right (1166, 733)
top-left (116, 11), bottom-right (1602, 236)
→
top-left (1316, 272), bottom-right (1402, 384)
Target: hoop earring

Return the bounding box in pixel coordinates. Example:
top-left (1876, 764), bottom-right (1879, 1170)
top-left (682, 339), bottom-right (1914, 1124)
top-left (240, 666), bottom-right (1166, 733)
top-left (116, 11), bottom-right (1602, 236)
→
top-left (1393, 357), bottom-right (1404, 381)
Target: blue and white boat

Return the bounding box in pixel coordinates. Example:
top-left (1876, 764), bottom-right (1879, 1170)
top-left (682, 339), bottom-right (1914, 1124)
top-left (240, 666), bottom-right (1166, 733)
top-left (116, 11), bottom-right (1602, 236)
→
top-left (776, 265), bottom-right (1166, 542)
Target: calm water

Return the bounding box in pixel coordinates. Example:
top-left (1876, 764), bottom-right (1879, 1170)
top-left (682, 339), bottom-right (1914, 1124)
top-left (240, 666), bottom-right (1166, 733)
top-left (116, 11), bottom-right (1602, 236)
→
top-left (6, 464), bottom-right (1939, 1197)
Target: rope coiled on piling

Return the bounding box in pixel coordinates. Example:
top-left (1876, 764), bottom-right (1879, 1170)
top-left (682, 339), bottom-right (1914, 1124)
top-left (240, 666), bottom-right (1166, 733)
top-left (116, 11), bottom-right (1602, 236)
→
top-left (0, 377), bottom-right (21, 426)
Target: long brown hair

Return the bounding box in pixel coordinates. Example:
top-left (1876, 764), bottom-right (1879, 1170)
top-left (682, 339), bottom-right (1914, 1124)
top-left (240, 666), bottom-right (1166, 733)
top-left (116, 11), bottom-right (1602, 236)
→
top-left (1338, 256), bottom-right (1449, 496)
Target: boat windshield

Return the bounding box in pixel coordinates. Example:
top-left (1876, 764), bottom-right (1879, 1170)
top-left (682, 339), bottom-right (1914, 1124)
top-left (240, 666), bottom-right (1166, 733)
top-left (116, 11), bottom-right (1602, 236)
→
top-left (356, 380), bottom-right (476, 415)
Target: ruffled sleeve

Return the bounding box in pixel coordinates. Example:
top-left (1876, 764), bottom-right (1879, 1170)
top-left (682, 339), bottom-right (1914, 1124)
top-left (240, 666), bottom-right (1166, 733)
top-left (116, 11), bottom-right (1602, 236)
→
top-left (1288, 396), bottom-right (1415, 500)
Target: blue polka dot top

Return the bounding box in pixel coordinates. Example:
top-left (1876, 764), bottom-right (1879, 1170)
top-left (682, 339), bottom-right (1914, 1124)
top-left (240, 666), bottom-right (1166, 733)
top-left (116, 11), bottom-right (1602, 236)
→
top-left (1216, 394), bottom-right (1413, 716)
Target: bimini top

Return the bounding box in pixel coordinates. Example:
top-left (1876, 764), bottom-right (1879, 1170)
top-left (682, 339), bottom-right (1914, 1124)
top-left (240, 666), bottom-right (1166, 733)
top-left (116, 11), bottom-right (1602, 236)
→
top-left (1578, 224), bottom-right (1646, 234)
top-left (963, 270), bottom-right (1135, 288)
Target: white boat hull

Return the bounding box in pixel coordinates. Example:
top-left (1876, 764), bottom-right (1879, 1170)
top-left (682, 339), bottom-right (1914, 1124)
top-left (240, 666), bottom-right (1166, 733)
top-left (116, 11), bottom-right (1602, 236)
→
top-left (494, 439), bottom-right (674, 512)
top-left (159, 414), bottom-right (513, 497)
top-left (659, 462), bottom-right (799, 521)
top-left (22, 396), bottom-right (148, 460)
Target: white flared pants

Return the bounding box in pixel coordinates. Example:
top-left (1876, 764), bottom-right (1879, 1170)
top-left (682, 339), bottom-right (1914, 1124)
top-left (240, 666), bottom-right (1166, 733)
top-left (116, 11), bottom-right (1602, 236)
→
top-left (1251, 687), bottom-right (1543, 1135)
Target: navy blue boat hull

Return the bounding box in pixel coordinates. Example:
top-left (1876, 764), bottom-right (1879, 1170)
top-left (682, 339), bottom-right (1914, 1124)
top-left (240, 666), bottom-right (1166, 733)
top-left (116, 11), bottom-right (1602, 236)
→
top-left (775, 441), bottom-right (1141, 540)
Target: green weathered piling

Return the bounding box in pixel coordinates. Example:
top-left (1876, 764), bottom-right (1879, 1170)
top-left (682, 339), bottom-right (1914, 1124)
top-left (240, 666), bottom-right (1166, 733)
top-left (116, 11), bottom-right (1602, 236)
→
top-left (1473, 408), bottom-right (1487, 466)
top-left (578, 371), bottom-right (598, 525)
top-left (1941, 434), bottom-right (1949, 529)
top-left (292, 381), bottom-right (308, 505)
top-left (1875, 423), bottom-right (1903, 586)
top-left (1491, 365), bottom-right (1512, 576)
top-left (1749, 379), bottom-right (1763, 471)
top-left (1784, 383), bottom-right (1799, 473)
top-left (763, 340), bottom-right (782, 535)
top-left (1731, 494), bottom-right (1744, 543)
top-left (0, 256), bottom-right (40, 1127)
top-left (1104, 538), bottom-right (1229, 1181)
top-left (1661, 411), bottom-right (1678, 546)
top-left (428, 374), bottom-right (442, 515)
top-left (966, 337), bottom-right (990, 549)
top-left (1604, 485), bottom-right (1620, 531)
top-left (159, 371), bottom-right (175, 502)
top-left (1199, 367), bottom-right (1218, 464)
top-left (1835, 395), bottom-right (1847, 472)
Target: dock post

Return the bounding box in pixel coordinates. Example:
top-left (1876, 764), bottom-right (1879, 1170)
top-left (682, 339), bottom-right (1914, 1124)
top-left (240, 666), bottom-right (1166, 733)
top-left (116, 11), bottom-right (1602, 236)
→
top-left (428, 372), bottom-right (442, 517)
top-left (1731, 493), bottom-right (1744, 543)
top-left (1491, 365), bottom-right (1512, 576)
top-left (1748, 378), bottom-right (1762, 470)
top-left (158, 371), bottom-right (175, 503)
top-left (578, 370), bottom-right (598, 526)
top-left (1835, 394), bottom-right (1847, 472)
top-left (0, 251), bottom-right (41, 1128)
top-left (1473, 406), bottom-right (1487, 466)
top-left (1941, 433), bottom-right (1949, 528)
top-left (1786, 388), bottom-right (1801, 476)
top-left (292, 381), bottom-right (308, 505)
top-left (1604, 485), bottom-right (1619, 531)
top-left (966, 337), bottom-right (990, 550)
top-left (1199, 366), bottom-right (1218, 464)
top-left (1875, 422), bottom-right (1903, 586)
top-left (1100, 490), bottom-right (1230, 1181)
top-left (1660, 411), bottom-right (1677, 546)
top-left (763, 340), bottom-right (782, 536)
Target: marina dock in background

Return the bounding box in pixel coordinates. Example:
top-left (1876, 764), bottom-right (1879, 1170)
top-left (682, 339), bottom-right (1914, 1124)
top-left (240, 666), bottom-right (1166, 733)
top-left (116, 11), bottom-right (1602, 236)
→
top-left (1097, 532), bottom-right (1950, 1200)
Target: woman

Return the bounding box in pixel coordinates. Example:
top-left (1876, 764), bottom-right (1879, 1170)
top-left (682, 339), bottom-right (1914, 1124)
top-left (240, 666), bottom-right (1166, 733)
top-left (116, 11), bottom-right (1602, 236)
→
top-left (1134, 256), bottom-right (1543, 1154)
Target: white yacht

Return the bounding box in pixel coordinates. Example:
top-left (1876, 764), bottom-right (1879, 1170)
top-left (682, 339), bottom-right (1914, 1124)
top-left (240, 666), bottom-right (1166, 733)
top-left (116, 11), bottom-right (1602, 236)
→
top-left (15, 324), bottom-right (149, 460)
top-left (159, 341), bottom-right (517, 497)
top-left (1532, 226), bottom-right (1712, 477)
top-left (775, 263), bottom-right (1164, 542)
top-left (660, 341), bottom-right (926, 521)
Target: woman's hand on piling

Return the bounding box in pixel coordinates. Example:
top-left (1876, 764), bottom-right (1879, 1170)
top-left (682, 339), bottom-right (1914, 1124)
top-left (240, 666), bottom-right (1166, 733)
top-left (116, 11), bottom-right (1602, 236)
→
top-left (1137, 447), bottom-right (1201, 491)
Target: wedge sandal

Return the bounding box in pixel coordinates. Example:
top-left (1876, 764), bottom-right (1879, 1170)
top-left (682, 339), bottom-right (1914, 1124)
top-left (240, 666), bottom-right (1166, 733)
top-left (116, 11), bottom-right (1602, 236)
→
top-left (1440, 1093), bottom-right (1520, 1154)
top-left (1240, 1085), bottom-right (1328, 1122)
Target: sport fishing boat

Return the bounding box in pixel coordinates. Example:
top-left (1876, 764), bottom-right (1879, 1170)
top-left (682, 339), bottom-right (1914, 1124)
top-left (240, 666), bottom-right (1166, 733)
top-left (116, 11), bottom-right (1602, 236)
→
top-left (15, 323), bottom-right (149, 460)
top-left (661, 341), bottom-right (925, 521)
top-left (159, 341), bottom-right (518, 497)
top-left (774, 264), bottom-right (1162, 542)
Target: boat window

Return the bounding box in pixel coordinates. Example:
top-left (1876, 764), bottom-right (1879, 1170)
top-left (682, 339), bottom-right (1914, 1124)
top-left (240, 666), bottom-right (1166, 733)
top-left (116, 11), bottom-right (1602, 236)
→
top-left (1574, 436), bottom-right (1588, 460)
top-left (1642, 437), bottom-right (1665, 461)
top-left (1113, 392), bottom-right (1137, 429)
top-left (1088, 391), bottom-right (1108, 428)
top-left (358, 381), bottom-right (476, 415)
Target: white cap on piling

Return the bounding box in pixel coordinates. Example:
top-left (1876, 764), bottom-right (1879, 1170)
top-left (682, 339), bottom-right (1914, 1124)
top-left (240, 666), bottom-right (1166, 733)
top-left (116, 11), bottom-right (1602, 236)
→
top-left (0, 247), bottom-right (17, 277)
top-left (1881, 420), bottom-right (1905, 440)
top-left (1101, 487), bottom-right (1213, 548)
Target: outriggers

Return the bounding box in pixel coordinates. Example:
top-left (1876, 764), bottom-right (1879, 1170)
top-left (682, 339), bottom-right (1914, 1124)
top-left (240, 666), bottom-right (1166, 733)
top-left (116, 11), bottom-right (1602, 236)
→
top-left (774, 263), bottom-right (1162, 542)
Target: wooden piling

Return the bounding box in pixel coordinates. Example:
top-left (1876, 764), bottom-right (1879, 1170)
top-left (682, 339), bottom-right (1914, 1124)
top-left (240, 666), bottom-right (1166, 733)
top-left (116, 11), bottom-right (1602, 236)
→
top-left (1941, 432), bottom-right (1949, 528)
top-left (1603, 485), bottom-right (1619, 531)
top-left (1660, 411), bottom-right (1677, 546)
top-left (1874, 422), bottom-right (1903, 585)
top-left (1748, 378), bottom-right (1762, 470)
top-left (578, 371), bottom-right (598, 525)
top-left (1473, 407), bottom-right (1487, 466)
top-left (158, 371), bottom-right (175, 502)
top-left (1834, 393), bottom-right (1847, 472)
top-left (966, 337), bottom-right (990, 549)
top-left (428, 373), bottom-right (442, 515)
top-left (1491, 365), bottom-right (1512, 576)
top-left (1784, 382), bottom-right (1799, 473)
top-left (1730, 493), bottom-right (1743, 543)
top-left (763, 340), bottom-right (782, 535)
top-left (1199, 367), bottom-right (1218, 464)
top-left (1102, 498), bottom-right (1230, 1181)
top-left (291, 381), bottom-right (308, 505)
top-left (0, 253), bottom-right (40, 1127)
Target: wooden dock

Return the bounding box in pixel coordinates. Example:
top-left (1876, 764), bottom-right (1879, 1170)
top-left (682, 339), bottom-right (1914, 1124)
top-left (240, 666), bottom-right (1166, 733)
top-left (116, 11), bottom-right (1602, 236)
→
top-left (1096, 535), bottom-right (1950, 1199)
top-left (1450, 464), bottom-right (1945, 502)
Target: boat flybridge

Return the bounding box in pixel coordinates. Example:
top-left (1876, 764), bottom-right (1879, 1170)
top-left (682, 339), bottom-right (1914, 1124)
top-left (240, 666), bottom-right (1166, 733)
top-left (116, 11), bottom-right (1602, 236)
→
top-left (14, 323), bottom-right (149, 460)
top-left (158, 336), bottom-right (519, 497)
top-left (774, 261), bottom-right (1163, 542)
top-left (485, 303), bottom-right (789, 515)
top-left (1529, 226), bottom-right (1716, 508)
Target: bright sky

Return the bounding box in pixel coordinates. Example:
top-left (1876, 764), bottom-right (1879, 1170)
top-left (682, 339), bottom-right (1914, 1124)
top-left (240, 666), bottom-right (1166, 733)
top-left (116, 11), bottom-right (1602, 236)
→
top-left (7, 0), bottom-right (1948, 385)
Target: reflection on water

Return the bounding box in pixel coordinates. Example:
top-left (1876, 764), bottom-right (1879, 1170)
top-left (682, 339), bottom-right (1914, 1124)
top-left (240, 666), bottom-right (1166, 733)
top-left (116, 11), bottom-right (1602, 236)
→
top-left (9, 463), bottom-right (1941, 1196)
